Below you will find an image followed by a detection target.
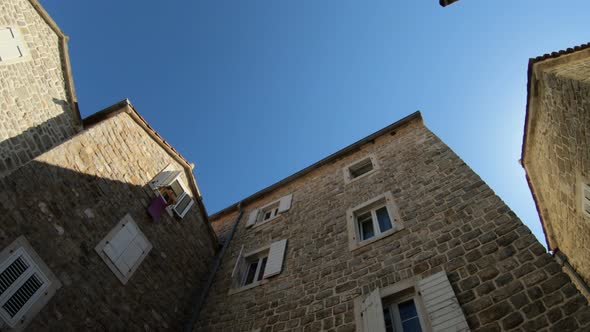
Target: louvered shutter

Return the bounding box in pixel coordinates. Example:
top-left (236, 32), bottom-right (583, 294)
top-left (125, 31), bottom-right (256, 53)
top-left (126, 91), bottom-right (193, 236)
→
top-left (148, 170), bottom-right (182, 190)
top-left (417, 271), bottom-right (469, 332)
top-left (246, 209), bottom-right (259, 228)
top-left (173, 192), bottom-right (194, 218)
top-left (0, 27), bottom-right (24, 62)
top-left (361, 288), bottom-right (386, 332)
top-left (278, 194), bottom-right (293, 213)
top-left (262, 239), bottom-right (287, 279)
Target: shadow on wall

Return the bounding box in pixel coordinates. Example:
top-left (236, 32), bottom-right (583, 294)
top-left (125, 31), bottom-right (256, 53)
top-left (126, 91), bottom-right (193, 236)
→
top-left (0, 160), bottom-right (212, 331)
top-left (0, 100), bottom-right (76, 176)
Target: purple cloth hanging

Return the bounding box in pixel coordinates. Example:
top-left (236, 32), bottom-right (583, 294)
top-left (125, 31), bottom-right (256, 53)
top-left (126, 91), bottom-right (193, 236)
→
top-left (148, 195), bottom-right (168, 221)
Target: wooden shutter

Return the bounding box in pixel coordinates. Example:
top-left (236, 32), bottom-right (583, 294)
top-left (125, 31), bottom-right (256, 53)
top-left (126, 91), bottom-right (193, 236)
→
top-left (149, 170), bottom-right (182, 190)
top-left (173, 192), bottom-right (194, 218)
top-left (103, 220), bottom-right (149, 277)
top-left (231, 246), bottom-right (246, 288)
top-left (417, 271), bottom-right (469, 332)
top-left (262, 239), bottom-right (287, 279)
top-left (583, 183), bottom-right (590, 216)
top-left (278, 194), bottom-right (293, 213)
top-left (246, 209), bottom-right (259, 228)
top-left (0, 27), bottom-right (24, 62)
top-left (361, 288), bottom-right (386, 332)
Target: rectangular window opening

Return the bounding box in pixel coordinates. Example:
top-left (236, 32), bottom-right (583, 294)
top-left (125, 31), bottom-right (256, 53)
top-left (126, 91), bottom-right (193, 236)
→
top-left (356, 204), bottom-right (394, 242)
top-left (349, 158), bottom-right (374, 179)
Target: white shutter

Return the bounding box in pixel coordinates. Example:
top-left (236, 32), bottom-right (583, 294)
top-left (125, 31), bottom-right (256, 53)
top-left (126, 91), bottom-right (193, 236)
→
top-left (278, 194), bottom-right (293, 213)
top-left (102, 219), bottom-right (150, 277)
top-left (0, 27), bottom-right (24, 62)
top-left (231, 245), bottom-right (244, 278)
top-left (361, 288), bottom-right (386, 332)
top-left (418, 271), bottom-right (470, 332)
top-left (246, 209), bottom-right (259, 228)
top-left (173, 192), bottom-right (194, 218)
top-left (262, 239), bottom-right (287, 279)
top-left (583, 183), bottom-right (590, 216)
top-left (149, 170), bottom-right (182, 190)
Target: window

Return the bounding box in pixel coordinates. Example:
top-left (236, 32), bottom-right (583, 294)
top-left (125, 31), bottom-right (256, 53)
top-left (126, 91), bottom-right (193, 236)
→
top-left (346, 192), bottom-right (402, 251)
top-left (0, 237), bottom-right (61, 330)
top-left (95, 214), bottom-right (153, 285)
top-left (230, 239), bottom-right (287, 294)
top-left (0, 27), bottom-right (28, 63)
top-left (582, 182), bottom-right (590, 218)
top-left (355, 272), bottom-right (469, 332)
top-left (246, 194), bottom-right (293, 228)
top-left (344, 155), bottom-right (379, 184)
top-left (149, 166), bottom-right (194, 219)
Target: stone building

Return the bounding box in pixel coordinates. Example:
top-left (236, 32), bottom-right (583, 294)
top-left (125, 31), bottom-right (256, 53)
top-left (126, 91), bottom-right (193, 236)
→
top-left (197, 112), bottom-right (590, 332)
top-left (0, 0), bottom-right (81, 176)
top-left (2, 1), bottom-right (590, 332)
top-left (521, 43), bottom-right (590, 301)
top-left (0, 1), bottom-right (218, 331)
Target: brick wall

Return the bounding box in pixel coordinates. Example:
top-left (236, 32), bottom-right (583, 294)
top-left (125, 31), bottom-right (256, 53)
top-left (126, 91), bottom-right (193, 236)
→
top-left (0, 112), bottom-right (217, 330)
top-left (0, 0), bottom-right (80, 177)
top-left (199, 119), bottom-right (590, 331)
top-left (525, 55), bottom-right (590, 292)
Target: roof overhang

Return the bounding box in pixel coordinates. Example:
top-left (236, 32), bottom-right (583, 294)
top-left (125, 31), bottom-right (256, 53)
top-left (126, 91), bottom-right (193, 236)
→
top-left (210, 111), bottom-right (423, 220)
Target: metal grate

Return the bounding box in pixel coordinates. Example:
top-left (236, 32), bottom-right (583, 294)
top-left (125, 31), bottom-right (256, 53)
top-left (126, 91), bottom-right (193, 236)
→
top-left (0, 257), bottom-right (29, 296)
top-left (2, 274), bottom-right (44, 318)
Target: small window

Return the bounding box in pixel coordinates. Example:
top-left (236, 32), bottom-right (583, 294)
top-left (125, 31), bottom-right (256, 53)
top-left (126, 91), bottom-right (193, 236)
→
top-left (0, 27), bottom-right (28, 63)
top-left (246, 194), bottom-right (293, 228)
top-left (582, 182), bottom-right (590, 218)
top-left (230, 240), bottom-right (287, 293)
top-left (347, 192), bottom-right (401, 250)
top-left (95, 214), bottom-right (153, 285)
top-left (149, 166), bottom-right (194, 219)
top-left (344, 155), bottom-right (379, 184)
top-left (355, 272), bottom-right (469, 332)
top-left (0, 237), bottom-right (61, 330)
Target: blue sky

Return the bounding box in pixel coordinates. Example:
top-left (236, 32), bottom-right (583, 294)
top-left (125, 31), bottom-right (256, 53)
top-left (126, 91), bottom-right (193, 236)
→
top-left (42, 0), bottom-right (590, 246)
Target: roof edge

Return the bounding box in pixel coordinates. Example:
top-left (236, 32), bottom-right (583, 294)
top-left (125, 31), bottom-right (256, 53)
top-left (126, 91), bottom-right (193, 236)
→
top-left (27, 0), bottom-right (82, 129)
top-left (209, 111), bottom-right (422, 220)
top-left (82, 99), bottom-right (218, 246)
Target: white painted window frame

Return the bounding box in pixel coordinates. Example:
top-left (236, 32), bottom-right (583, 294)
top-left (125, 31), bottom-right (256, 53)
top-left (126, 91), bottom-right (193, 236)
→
top-left (229, 239), bottom-right (288, 295)
top-left (383, 292), bottom-right (429, 332)
top-left (94, 214), bottom-right (153, 285)
top-left (346, 192), bottom-right (403, 251)
top-left (149, 164), bottom-right (194, 219)
top-left (0, 237), bottom-right (61, 332)
top-left (246, 194), bottom-right (293, 229)
top-left (343, 154), bottom-right (380, 184)
top-left (0, 26), bottom-right (29, 65)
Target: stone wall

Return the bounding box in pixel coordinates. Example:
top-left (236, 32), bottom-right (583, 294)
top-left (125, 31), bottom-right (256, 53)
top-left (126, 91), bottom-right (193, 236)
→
top-left (0, 111), bottom-right (218, 331)
top-left (525, 56), bottom-right (590, 291)
top-left (0, 0), bottom-right (80, 177)
top-left (199, 119), bottom-right (590, 331)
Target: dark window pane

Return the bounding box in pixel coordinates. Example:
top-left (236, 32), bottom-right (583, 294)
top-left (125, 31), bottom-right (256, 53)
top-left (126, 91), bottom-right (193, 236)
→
top-left (401, 318), bottom-right (422, 332)
top-left (398, 299), bottom-right (418, 321)
top-left (244, 261), bottom-right (258, 285)
top-left (257, 257), bottom-right (268, 281)
top-left (264, 211), bottom-right (271, 220)
top-left (376, 207), bottom-right (392, 232)
top-left (350, 159), bottom-right (374, 178)
top-left (360, 220), bottom-right (374, 240)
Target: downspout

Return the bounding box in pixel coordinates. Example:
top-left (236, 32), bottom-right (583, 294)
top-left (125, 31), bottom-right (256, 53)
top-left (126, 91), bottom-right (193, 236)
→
top-left (184, 202), bottom-right (244, 332)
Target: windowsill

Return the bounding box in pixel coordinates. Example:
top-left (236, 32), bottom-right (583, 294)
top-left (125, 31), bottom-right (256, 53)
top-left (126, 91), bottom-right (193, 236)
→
top-left (350, 225), bottom-right (404, 252)
top-left (228, 279), bottom-right (269, 295)
top-left (345, 169), bottom-right (378, 184)
top-left (252, 214), bottom-right (282, 229)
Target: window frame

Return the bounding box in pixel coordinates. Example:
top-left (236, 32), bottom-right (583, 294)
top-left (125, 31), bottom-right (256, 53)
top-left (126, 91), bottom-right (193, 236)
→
top-left (149, 165), bottom-right (194, 219)
top-left (0, 236), bottom-right (61, 331)
top-left (246, 194), bottom-right (293, 229)
top-left (346, 192), bottom-right (403, 251)
top-left (343, 154), bottom-right (379, 184)
top-left (382, 292), bottom-right (429, 332)
top-left (94, 214), bottom-right (153, 285)
top-left (0, 26), bottom-right (29, 65)
top-left (258, 201), bottom-right (281, 225)
top-left (229, 245), bottom-right (271, 294)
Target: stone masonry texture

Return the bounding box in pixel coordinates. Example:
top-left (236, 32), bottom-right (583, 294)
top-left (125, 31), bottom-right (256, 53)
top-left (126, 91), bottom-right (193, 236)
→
top-left (199, 118), bottom-right (590, 331)
top-left (0, 0), bottom-right (80, 177)
top-left (0, 112), bottom-right (218, 331)
top-left (525, 54), bottom-right (590, 292)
